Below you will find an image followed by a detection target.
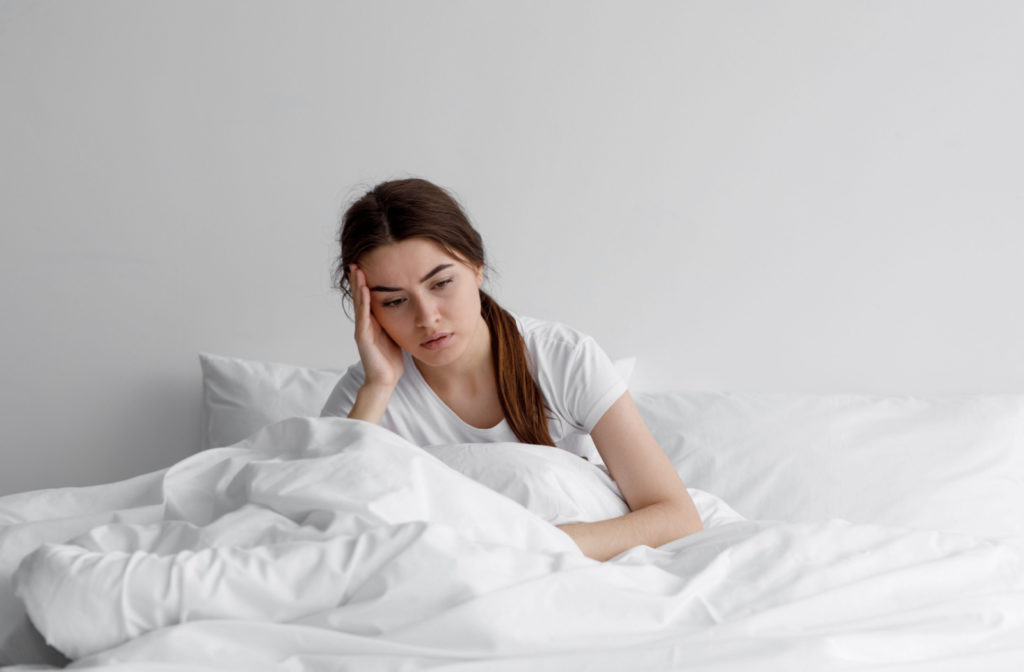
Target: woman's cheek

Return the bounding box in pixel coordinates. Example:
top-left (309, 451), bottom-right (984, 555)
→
top-left (379, 312), bottom-right (407, 344)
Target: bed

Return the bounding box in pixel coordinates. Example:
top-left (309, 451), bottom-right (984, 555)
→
top-left (1, 352), bottom-right (1023, 671)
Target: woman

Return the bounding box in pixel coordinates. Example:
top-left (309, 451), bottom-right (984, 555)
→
top-left (321, 178), bottom-right (703, 561)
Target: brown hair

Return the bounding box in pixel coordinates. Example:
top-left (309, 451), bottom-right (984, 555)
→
top-left (332, 178), bottom-right (555, 447)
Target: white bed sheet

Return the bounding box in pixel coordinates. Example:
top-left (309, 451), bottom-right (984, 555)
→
top-left (2, 417), bottom-right (1022, 671)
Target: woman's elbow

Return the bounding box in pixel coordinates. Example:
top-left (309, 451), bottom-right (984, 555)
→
top-left (673, 501), bottom-right (704, 538)
top-left (650, 498), bottom-right (703, 546)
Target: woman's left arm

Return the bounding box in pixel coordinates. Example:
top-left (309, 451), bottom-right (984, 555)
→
top-left (557, 391), bottom-right (703, 561)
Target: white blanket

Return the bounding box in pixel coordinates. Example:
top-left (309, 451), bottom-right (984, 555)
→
top-left (5, 417), bottom-right (1024, 670)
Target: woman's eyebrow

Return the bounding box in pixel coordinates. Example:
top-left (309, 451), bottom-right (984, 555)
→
top-left (370, 264), bottom-right (454, 293)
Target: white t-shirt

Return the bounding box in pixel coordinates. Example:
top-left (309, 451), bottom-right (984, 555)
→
top-left (319, 315), bottom-right (627, 463)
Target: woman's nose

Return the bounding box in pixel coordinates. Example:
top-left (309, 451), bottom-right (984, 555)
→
top-left (414, 296), bottom-right (440, 326)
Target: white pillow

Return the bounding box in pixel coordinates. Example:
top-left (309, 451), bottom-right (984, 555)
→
top-left (422, 442), bottom-right (743, 529)
top-left (199, 353), bottom-right (342, 450)
top-left (424, 443), bottom-right (629, 525)
top-left (634, 390), bottom-right (1024, 539)
top-left (199, 354), bottom-right (636, 451)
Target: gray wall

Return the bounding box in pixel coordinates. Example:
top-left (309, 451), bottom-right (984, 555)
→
top-left (3, 1), bottom-right (1023, 495)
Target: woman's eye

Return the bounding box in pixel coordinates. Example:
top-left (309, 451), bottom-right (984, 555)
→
top-left (382, 297), bottom-right (406, 308)
top-left (432, 278), bottom-right (453, 290)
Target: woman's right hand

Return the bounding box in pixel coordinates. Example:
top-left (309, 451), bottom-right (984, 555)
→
top-left (349, 264), bottom-right (404, 389)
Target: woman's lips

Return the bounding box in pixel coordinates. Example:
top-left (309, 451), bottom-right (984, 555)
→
top-left (420, 333), bottom-right (453, 350)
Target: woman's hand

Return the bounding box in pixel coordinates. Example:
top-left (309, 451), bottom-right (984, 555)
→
top-left (350, 264), bottom-right (403, 389)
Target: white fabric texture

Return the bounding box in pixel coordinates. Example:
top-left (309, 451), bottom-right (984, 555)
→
top-left (0, 470), bottom-right (167, 666)
top-left (7, 354), bottom-right (1023, 669)
top-left (7, 417), bottom-right (1024, 671)
top-left (199, 352), bottom-right (342, 449)
top-left (320, 315), bottom-right (629, 461)
top-left (636, 390), bottom-right (1024, 539)
top-left (423, 442), bottom-right (743, 529)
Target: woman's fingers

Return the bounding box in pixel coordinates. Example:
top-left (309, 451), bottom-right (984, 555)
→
top-left (351, 266), bottom-right (381, 353)
top-left (350, 264), bottom-right (361, 312)
top-left (351, 265), bottom-right (370, 330)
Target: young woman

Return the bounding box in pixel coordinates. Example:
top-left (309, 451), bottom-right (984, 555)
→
top-left (321, 178), bottom-right (703, 561)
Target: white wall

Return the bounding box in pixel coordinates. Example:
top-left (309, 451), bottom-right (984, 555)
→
top-left (2, 0), bottom-right (1023, 496)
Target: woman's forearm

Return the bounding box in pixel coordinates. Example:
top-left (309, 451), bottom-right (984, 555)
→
top-left (347, 383), bottom-right (396, 424)
top-left (557, 500), bottom-right (703, 562)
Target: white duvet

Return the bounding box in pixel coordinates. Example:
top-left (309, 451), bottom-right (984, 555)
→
top-left (4, 417), bottom-right (1024, 671)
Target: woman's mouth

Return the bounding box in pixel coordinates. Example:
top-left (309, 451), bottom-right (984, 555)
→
top-left (420, 333), bottom-right (453, 350)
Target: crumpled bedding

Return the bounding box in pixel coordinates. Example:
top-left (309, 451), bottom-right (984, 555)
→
top-left (5, 417), bottom-right (1024, 671)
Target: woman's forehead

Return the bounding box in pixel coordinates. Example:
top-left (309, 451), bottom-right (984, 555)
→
top-left (361, 239), bottom-right (470, 279)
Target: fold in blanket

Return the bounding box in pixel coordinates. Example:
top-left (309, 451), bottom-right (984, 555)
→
top-left (11, 417), bottom-right (1024, 670)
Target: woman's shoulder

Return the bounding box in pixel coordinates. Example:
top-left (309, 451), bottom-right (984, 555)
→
top-left (513, 314), bottom-right (598, 355)
top-left (512, 313), bottom-right (627, 431)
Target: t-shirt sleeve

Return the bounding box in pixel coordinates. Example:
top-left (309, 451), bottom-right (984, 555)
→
top-left (541, 334), bottom-right (628, 433)
top-left (319, 362), bottom-right (365, 417)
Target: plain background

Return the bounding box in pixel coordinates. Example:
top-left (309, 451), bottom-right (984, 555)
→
top-left (2, 1), bottom-right (1022, 496)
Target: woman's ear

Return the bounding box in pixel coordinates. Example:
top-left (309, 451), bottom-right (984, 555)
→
top-left (474, 263), bottom-right (484, 287)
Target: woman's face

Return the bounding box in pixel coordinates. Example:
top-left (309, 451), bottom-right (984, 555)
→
top-left (357, 238), bottom-right (486, 368)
